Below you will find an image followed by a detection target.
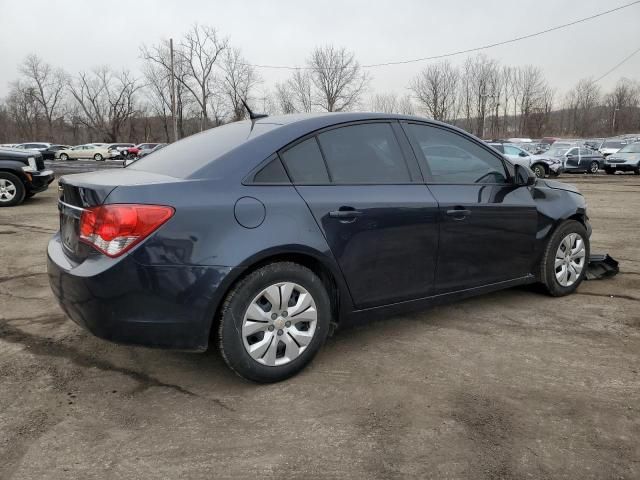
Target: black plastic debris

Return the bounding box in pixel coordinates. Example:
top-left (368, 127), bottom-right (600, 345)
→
top-left (586, 254), bottom-right (619, 280)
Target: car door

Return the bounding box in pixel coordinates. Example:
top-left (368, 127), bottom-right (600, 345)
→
top-left (402, 122), bottom-right (538, 293)
top-left (564, 147), bottom-right (580, 170)
top-left (280, 121), bottom-right (439, 309)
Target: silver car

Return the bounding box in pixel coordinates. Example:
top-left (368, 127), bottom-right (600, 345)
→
top-left (603, 142), bottom-right (640, 175)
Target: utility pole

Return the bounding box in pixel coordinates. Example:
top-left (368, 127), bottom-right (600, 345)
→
top-left (169, 38), bottom-right (178, 142)
top-left (612, 107), bottom-right (620, 135)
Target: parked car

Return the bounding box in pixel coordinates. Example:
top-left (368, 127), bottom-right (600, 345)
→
top-left (125, 143), bottom-right (160, 159)
top-left (0, 147), bottom-right (54, 206)
top-left (14, 142), bottom-right (52, 152)
top-left (106, 143), bottom-right (135, 159)
top-left (603, 142), bottom-right (640, 174)
top-left (48, 113), bottom-right (591, 382)
top-left (55, 144), bottom-right (113, 161)
top-left (542, 145), bottom-right (602, 173)
top-left (488, 142), bottom-right (563, 178)
top-left (137, 143), bottom-right (167, 158)
top-left (599, 139), bottom-right (626, 157)
top-left (41, 144), bottom-right (71, 160)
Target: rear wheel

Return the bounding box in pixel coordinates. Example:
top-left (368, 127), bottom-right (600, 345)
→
top-left (94, 153), bottom-right (103, 161)
top-left (635, 165), bottom-right (640, 175)
top-left (218, 262), bottom-right (331, 383)
top-left (59, 153), bottom-right (69, 161)
top-left (539, 220), bottom-right (589, 297)
top-left (0, 172), bottom-right (25, 207)
top-left (588, 161), bottom-right (599, 174)
top-left (531, 164), bottom-right (546, 178)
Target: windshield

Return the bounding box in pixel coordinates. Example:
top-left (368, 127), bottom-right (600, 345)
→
top-left (128, 120), bottom-right (279, 178)
top-left (546, 147), bottom-right (568, 157)
top-left (618, 143), bottom-right (640, 154)
top-left (602, 141), bottom-right (624, 149)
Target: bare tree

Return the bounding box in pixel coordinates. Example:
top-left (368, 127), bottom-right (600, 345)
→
top-left (605, 77), bottom-right (640, 134)
top-left (369, 92), bottom-right (399, 113)
top-left (410, 61), bottom-right (459, 122)
top-left (222, 47), bottom-right (261, 121)
top-left (287, 70), bottom-right (313, 113)
top-left (177, 24), bottom-right (228, 131)
top-left (68, 67), bottom-right (140, 142)
top-left (274, 82), bottom-right (297, 114)
top-left (142, 62), bottom-right (172, 142)
top-left (459, 55), bottom-right (500, 137)
top-left (6, 80), bottom-right (41, 139)
top-left (306, 46), bottom-right (368, 112)
top-left (566, 78), bottom-right (601, 136)
top-left (19, 54), bottom-right (68, 139)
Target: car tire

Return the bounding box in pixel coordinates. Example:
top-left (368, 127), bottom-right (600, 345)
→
top-left (604, 167), bottom-right (615, 175)
top-left (588, 161), bottom-right (599, 174)
top-left (218, 262), bottom-right (331, 383)
top-left (59, 153), bottom-right (69, 161)
top-left (539, 220), bottom-right (589, 297)
top-left (635, 166), bottom-right (640, 175)
top-left (94, 153), bottom-right (103, 161)
top-left (0, 172), bottom-right (26, 207)
top-left (532, 164), bottom-right (546, 178)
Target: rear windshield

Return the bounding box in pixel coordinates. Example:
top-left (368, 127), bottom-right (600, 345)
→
top-left (128, 121), bottom-right (278, 178)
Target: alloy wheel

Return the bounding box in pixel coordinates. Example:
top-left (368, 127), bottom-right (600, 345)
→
top-left (242, 282), bottom-right (317, 367)
top-left (533, 165), bottom-right (545, 178)
top-left (555, 233), bottom-right (586, 287)
top-left (0, 178), bottom-right (17, 203)
top-left (589, 161), bottom-right (599, 174)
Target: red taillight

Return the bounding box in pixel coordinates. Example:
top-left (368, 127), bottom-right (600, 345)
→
top-left (79, 204), bottom-right (174, 257)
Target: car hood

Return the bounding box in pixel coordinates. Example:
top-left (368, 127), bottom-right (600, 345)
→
top-left (608, 152), bottom-right (640, 161)
top-left (537, 178), bottom-right (581, 195)
top-left (530, 154), bottom-right (562, 163)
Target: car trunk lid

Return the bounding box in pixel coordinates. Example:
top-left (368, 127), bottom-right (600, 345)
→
top-left (58, 170), bottom-right (179, 260)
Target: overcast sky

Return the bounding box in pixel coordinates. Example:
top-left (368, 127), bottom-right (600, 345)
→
top-left (0, 0), bottom-right (638, 100)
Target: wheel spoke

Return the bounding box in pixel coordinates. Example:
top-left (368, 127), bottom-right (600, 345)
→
top-left (248, 332), bottom-right (273, 360)
top-left (279, 283), bottom-right (295, 310)
top-left (245, 303), bottom-right (269, 321)
top-left (281, 332), bottom-right (300, 361)
top-left (262, 335), bottom-right (279, 366)
top-left (289, 292), bottom-right (312, 317)
top-left (242, 320), bottom-right (268, 337)
top-left (261, 285), bottom-right (281, 311)
top-left (289, 326), bottom-right (314, 347)
top-left (571, 260), bottom-right (583, 275)
top-left (555, 258), bottom-right (564, 269)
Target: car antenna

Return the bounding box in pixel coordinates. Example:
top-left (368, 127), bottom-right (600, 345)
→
top-left (241, 98), bottom-right (268, 121)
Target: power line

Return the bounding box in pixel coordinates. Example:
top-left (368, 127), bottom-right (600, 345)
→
top-left (594, 46), bottom-right (640, 82)
top-left (242, 0), bottom-right (640, 70)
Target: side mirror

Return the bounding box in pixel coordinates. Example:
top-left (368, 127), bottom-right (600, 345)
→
top-left (514, 164), bottom-right (536, 186)
top-left (519, 151), bottom-right (528, 157)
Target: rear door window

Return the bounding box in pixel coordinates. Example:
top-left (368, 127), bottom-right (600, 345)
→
top-left (316, 123), bottom-right (410, 184)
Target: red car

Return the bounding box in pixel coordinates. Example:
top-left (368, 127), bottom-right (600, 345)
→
top-left (125, 143), bottom-right (159, 159)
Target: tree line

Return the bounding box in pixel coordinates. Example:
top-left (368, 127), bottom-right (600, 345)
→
top-left (1, 24), bottom-right (638, 145)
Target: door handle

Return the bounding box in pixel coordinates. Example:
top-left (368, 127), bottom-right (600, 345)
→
top-left (329, 208), bottom-right (363, 219)
top-left (446, 208), bottom-right (471, 219)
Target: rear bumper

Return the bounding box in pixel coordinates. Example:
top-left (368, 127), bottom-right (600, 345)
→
top-left (27, 169), bottom-right (54, 193)
top-left (47, 233), bottom-right (234, 351)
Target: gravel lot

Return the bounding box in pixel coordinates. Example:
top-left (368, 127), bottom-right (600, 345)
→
top-left (1, 172), bottom-right (639, 479)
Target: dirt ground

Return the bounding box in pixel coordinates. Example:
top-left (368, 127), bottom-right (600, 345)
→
top-left (1, 173), bottom-right (639, 479)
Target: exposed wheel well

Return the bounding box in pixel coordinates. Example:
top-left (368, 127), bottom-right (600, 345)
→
top-left (209, 252), bottom-right (341, 345)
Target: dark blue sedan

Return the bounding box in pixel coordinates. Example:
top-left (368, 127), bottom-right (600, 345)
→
top-left (48, 113), bottom-right (591, 382)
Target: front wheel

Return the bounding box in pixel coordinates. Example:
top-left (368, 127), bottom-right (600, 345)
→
top-left (94, 153), bottom-right (103, 161)
top-left (0, 172), bottom-right (26, 207)
top-left (59, 153), bottom-right (69, 161)
top-left (532, 164), bottom-right (546, 178)
top-left (539, 220), bottom-right (589, 297)
top-left (604, 167), bottom-right (615, 175)
top-left (588, 161), bottom-right (599, 174)
top-left (218, 262), bottom-right (331, 383)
